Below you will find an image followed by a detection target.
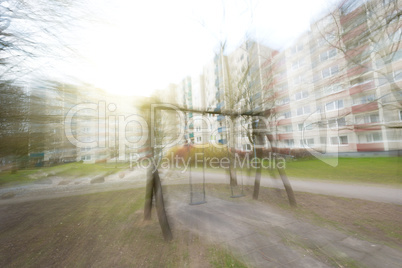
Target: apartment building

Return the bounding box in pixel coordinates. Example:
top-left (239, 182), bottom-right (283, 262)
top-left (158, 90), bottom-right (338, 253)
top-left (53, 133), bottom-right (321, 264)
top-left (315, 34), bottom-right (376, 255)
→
top-left (181, 0), bottom-right (401, 155)
top-left (28, 83), bottom-right (81, 165)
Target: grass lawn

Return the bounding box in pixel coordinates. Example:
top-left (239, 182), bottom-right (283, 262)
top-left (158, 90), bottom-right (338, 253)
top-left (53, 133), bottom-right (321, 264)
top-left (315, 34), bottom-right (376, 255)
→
top-left (175, 157), bottom-right (402, 185)
top-left (0, 187), bottom-right (246, 268)
top-left (0, 162), bottom-right (129, 187)
top-left (280, 157), bottom-right (402, 185)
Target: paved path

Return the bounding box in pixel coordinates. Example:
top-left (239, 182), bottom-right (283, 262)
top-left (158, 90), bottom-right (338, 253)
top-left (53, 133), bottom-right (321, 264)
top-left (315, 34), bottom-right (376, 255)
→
top-left (162, 169), bottom-right (402, 205)
top-left (1, 168), bottom-right (402, 205)
top-left (0, 169), bottom-right (148, 205)
top-left (167, 190), bottom-right (402, 267)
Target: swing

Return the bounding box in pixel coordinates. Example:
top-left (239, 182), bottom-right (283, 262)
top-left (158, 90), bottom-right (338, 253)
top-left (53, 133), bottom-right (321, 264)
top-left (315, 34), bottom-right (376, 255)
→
top-left (189, 113), bottom-right (207, 205)
top-left (230, 121), bottom-right (245, 198)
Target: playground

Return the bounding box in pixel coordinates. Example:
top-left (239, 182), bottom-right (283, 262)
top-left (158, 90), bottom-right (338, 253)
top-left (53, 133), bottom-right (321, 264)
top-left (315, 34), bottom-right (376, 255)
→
top-left (1, 173), bottom-right (402, 267)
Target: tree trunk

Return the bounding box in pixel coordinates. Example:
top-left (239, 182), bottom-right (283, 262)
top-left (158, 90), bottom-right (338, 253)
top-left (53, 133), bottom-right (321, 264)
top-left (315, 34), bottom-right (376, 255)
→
top-left (252, 166), bottom-right (261, 200)
top-left (227, 146), bottom-right (238, 187)
top-left (252, 134), bottom-right (263, 200)
top-left (143, 168), bottom-right (154, 220)
top-left (229, 166), bottom-right (238, 187)
top-left (266, 134), bottom-right (297, 207)
top-left (227, 115), bottom-right (237, 187)
top-left (142, 104), bottom-right (173, 241)
top-left (153, 167), bottom-right (173, 241)
top-left (277, 166), bottom-right (297, 207)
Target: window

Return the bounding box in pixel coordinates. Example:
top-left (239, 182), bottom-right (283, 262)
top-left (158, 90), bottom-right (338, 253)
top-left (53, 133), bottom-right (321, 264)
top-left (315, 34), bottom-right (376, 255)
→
top-left (355, 113), bottom-right (380, 124)
top-left (298, 123), bottom-right (313, 131)
top-left (330, 136), bottom-right (348, 145)
top-left (300, 138), bottom-right (314, 146)
top-left (353, 94), bottom-right (375, 105)
top-left (400, 110), bottom-right (402, 121)
top-left (292, 58), bottom-right (305, 70)
top-left (368, 133), bottom-right (382, 142)
top-left (337, 117), bottom-right (346, 127)
top-left (341, 0), bottom-right (365, 15)
top-left (276, 83), bottom-right (288, 91)
top-left (322, 65), bottom-right (339, 78)
top-left (330, 137), bottom-right (338, 145)
top-left (293, 75), bottom-right (305, 85)
top-left (284, 125), bottom-right (293, 133)
top-left (323, 83), bottom-right (343, 95)
top-left (297, 105), bottom-right (311, 116)
top-left (196, 137), bottom-right (202, 142)
top-left (278, 97), bottom-right (290, 105)
top-left (378, 69), bottom-right (402, 86)
top-left (359, 132), bottom-right (382, 143)
top-left (317, 32), bottom-right (337, 46)
top-left (283, 111), bottom-right (292, 119)
top-left (291, 44), bottom-right (303, 54)
top-left (325, 100), bottom-right (344, 111)
top-left (320, 49), bottom-right (337, 62)
top-left (328, 118), bottom-right (346, 129)
top-left (339, 136), bottom-right (348, 144)
top-left (243, 144), bottom-right (251, 151)
top-left (284, 139), bottom-right (294, 148)
top-left (81, 155), bottom-right (91, 161)
top-left (298, 123), bottom-right (303, 131)
top-left (376, 51), bottom-right (401, 68)
top-left (295, 90), bottom-right (309, 100)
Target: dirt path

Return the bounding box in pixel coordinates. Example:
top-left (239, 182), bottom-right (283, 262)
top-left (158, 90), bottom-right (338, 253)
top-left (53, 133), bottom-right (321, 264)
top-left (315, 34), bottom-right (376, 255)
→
top-left (166, 189), bottom-right (402, 267)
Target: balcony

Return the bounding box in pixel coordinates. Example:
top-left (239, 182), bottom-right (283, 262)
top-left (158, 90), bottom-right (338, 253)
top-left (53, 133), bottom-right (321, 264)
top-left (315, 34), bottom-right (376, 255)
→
top-left (351, 101), bottom-right (378, 114)
top-left (349, 81), bottom-right (375, 95)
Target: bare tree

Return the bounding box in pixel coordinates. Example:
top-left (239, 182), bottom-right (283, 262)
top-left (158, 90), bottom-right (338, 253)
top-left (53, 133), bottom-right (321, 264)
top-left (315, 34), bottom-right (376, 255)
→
top-left (215, 38), bottom-right (297, 205)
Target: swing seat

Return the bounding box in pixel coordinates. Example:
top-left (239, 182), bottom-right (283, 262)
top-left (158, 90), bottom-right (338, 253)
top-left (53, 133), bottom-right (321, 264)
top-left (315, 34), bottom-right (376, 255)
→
top-left (189, 200), bottom-right (207, 205)
top-left (230, 194), bottom-right (245, 198)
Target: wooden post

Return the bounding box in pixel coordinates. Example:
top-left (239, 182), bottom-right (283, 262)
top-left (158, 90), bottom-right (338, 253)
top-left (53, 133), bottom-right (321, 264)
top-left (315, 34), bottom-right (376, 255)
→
top-left (142, 104), bottom-right (173, 241)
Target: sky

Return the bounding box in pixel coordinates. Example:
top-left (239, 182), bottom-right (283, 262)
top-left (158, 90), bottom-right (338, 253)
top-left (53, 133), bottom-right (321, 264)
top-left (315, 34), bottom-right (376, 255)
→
top-left (54, 0), bottom-right (337, 97)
